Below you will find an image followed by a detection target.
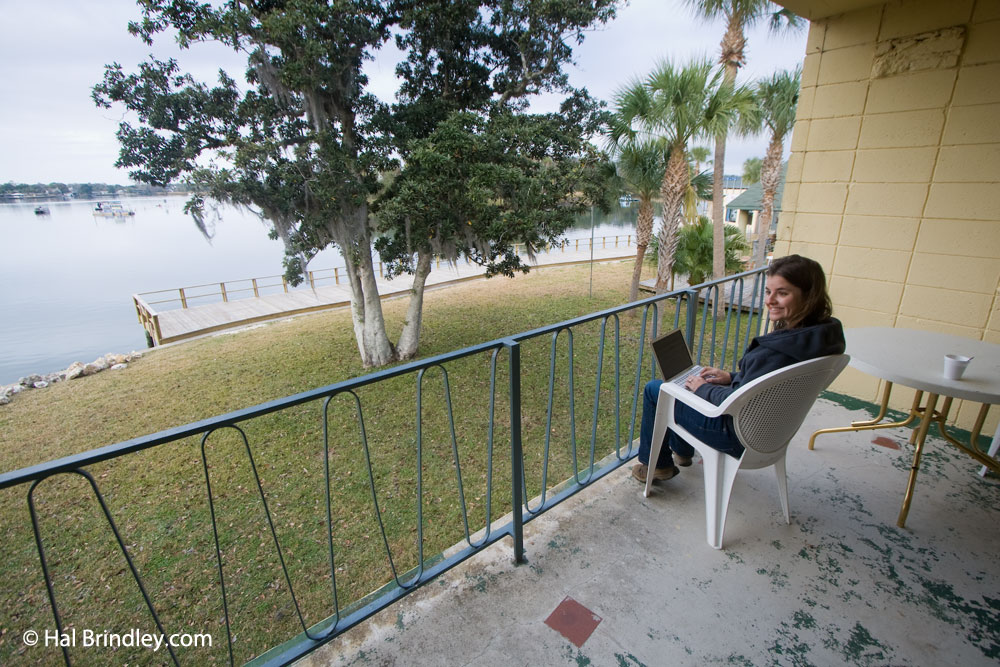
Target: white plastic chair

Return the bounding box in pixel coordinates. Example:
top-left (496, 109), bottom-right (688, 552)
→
top-left (643, 354), bottom-right (850, 549)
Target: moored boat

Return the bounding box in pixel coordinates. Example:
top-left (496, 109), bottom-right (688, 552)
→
top-left (93, 201), bottom-right (135, 217)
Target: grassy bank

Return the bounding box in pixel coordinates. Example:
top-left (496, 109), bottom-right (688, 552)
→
top-left (0, 260), bottom-right (756, 664)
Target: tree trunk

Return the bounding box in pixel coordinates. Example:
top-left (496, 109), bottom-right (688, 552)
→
top-left (395, 249), bottom-right (434, 360)
top-left (712, 14), bottom-right (745, 281)
top-left (629, 244), bottom-right (647, 303)
top-left (341, 235), bottom-right (396, 368)
top-left (628, 198), bottom-right (655, 302)
top-left (755, 135), bottom-right (784, 268)
top-left (654, 147), bottom-right (689, 293)
top-left (711, 134), bottom-right (727, 280)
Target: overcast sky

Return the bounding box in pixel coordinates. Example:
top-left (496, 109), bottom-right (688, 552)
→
top-left (0, 0), bottom-right (808, 185)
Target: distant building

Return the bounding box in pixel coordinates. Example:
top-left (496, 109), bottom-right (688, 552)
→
top-left (701, 174), bottom-right (748, 220)
top-left (725, 166), bottom-right (787, 242)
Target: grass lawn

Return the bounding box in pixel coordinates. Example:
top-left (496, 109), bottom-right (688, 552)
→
top-left (0, 260), bottom-right (760, 664)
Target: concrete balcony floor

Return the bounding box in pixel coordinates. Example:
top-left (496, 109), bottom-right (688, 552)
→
top-left (299, 396), bottom-right (1000, 666)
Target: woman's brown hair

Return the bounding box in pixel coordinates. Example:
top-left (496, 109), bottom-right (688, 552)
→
top-left (767, 254), bottom-right (833, 329)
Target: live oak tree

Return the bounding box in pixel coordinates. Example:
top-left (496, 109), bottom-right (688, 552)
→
top-left (94, 0), bottom-right (618, 367)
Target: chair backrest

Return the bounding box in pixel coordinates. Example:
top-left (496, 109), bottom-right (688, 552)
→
top-left (724, 355), bottom-right (850, 455)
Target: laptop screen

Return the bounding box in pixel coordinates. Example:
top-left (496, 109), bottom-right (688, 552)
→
top-left (651, 329), bottom-right (695, 380)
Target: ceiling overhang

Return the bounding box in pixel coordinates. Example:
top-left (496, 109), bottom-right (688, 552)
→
top-left (774, 0), bottom-right (886, 21)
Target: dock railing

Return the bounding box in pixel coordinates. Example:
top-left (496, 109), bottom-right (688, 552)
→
top-left (3, 267), bottom-right (767, 666)
top-left (134, 235), bottom-right (635, 312)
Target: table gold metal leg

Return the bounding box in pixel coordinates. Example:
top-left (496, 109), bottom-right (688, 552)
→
top-left (898, 393), bottom-right (939, 528)
top-left (930, 403), bottom-right (1000, 474)
top-left (808, 383), bottom-right (922, 450)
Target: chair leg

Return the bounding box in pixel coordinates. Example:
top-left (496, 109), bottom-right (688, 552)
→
top-left (699, 447), bottom-right (744, 549)
top-left (644, 396), bottom-right (672, 498)
top-left (773, 455), bottom-right (790, 524)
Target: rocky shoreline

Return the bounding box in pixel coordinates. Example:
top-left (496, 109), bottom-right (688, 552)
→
top-left (0, 351), bottom-right (144, 406)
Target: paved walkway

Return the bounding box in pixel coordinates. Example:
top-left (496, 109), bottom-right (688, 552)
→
top-left (143, 241), bottom-right (638, 345)
top-left (298, 396), bottom-right (1000, 666)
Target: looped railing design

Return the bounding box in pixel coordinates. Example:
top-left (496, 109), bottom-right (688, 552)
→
top-left (2, 267), bottom-right (768, 666)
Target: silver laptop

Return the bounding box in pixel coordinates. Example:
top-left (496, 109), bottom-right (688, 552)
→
top-left (651, 329), bottom-right (704, 386)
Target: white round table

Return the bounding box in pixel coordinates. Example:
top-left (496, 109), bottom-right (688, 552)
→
top-left (810, 327), bottom-right (1000, 527)
top-left (848, 328), bottom-right (1000, 404)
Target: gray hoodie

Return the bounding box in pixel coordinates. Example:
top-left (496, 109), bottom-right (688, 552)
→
top-left (694, 318), bottom-right (846, 406)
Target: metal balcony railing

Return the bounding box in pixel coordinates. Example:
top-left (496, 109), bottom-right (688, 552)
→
top-left (0, 267), bottom-right (769, 666)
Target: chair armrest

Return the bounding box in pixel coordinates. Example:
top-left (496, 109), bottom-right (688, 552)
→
top-left (658, 381), bottom-right (728, 418)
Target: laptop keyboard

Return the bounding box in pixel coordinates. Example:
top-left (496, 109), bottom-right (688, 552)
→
top-left (671, 365), bottom-right (703, 386)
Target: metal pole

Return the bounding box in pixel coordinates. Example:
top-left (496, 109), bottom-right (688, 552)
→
top-left (507, 340), bottom-right (525, 564)
top-left (588, 206), bottom-right (595, 298)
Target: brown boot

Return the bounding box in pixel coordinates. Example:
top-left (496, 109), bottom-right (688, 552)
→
top-left (631, 463), bottom-right (680, 483)
top-left (674, 454), bottom-right (693, 467)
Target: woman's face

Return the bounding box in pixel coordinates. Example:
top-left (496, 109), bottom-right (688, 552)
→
top-left (765, 274), bottom-right (803, 323)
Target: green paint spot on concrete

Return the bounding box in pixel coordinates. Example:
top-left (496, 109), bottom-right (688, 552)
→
top-left (395, 611), bottom-right (405, 630)
top-left (724, 653), bottom-right (754, 666)
top-left (822, 391), bottom-right (910, 423)
top-left (842, 622), bottom-right (889, 663)
top-left (614, 652), bottom-right (647, 666)
top-left (792, 610), bottom-right (816, 630)
top-left (771, 540), bottom-right (783, 550)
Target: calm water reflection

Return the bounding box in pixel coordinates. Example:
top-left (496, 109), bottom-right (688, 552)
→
top-left (0, 197), bottom-right (636, 384)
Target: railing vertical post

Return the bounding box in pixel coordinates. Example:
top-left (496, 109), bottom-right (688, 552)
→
top-left (685, 289), bottom-right (698, 345)
top-left (179, 288), bottom-right (187, 309)
top-left (308, 271), bottom-right (316, 290)
top-left (507, 340), bottom-right (525, 564)
top-left (282, 276), bottom-right (288, 293)
top-left (252, 278), bottom-right (259, 298)
top-left (334, 267), bottom-right (339, 285)
top-left (220, 283), bottom-right (228, 303)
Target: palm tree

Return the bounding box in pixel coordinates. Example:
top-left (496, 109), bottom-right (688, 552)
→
top-left (674, 216), bottom-right (750, 285)
top-left (742, 156), bottom-right (762, 184)
top-left (615, 139), bottom-right (666, 302)
top-left (684, 0), bottom-right (802, 280)
top-left (609, 59), bottom-right (752, 293)
top-left (748, 67), bottom-right (800, 267)
top-left (689, 145), bottom-right (711, 174)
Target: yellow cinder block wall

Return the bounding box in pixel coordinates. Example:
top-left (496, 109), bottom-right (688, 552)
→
top-left (774, 0), bottom-right (1000, 432)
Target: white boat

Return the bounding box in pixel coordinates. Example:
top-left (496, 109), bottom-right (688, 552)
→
top-left (94, 201), bottom-right (135, 217)
top-left (619, 194), bottom-right (638, 207)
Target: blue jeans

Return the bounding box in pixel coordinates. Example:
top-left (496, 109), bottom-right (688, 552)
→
top-left (637, 379), bottom-right (744, 469)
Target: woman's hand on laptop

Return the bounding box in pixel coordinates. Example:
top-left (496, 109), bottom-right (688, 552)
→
top-left (698, 367), bottom-right (732, 385)
top-left (684, 374), bottom-right (707, 392)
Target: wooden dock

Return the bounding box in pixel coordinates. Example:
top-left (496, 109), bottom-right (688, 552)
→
top-left (134, 239), bottom-right (638, 346)
top-left (638, 273), bottom-right (766, 312)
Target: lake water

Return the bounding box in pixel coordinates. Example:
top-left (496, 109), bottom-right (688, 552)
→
top-left (0, 197), bottom-right (637, 385)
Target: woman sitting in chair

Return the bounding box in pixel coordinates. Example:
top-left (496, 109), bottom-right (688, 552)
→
top-left (632, 254), bottom-right (846, 484)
